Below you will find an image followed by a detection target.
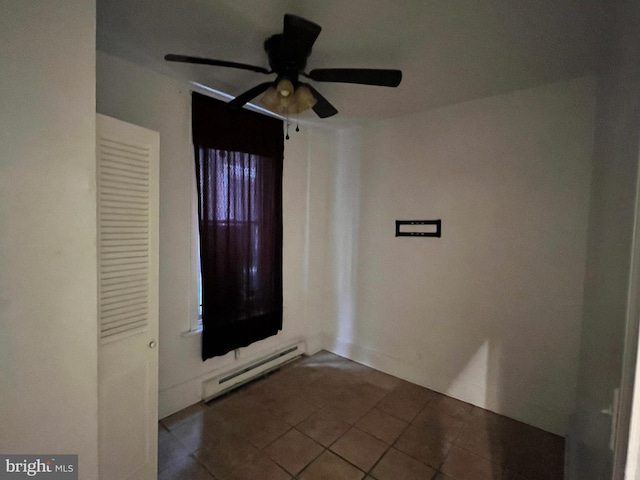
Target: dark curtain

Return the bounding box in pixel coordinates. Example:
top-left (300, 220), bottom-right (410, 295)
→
top-left (192, 92), bottom-right (284, 360)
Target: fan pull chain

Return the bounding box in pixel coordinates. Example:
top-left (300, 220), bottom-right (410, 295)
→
top-left (296, 114), bottom-right (300, 132)
top-left (285, 116), bottom-right (290, 140)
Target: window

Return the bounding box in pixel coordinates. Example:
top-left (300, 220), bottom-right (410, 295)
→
top-left (193, 234), bottom-right (203, 333)
top-left (191, 160), bottom-right (260, 334)
top-left (191, 92), bottom-right (284, 360)
top-left (188, 171), bottom-right (203, 335)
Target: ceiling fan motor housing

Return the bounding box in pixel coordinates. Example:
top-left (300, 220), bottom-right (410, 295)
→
top-left (165, 13), bottom-right (401, 118)
top-left (264, 34), bottom-right (308, 83)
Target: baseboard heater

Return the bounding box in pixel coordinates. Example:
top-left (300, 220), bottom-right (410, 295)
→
top-left (202, 341), bottom-right (306, 402)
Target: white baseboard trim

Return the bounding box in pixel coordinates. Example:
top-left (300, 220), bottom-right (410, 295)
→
top-left (323, 335), bottom-right (570, 436)
top-left (159, 335), bottom-right (314, 420)
top-left (159, 380), bottom-right (202, 420)
top-left (160, 333), bottom-right (570, 435)
top-left (304, 333), bottom-right (325, 356)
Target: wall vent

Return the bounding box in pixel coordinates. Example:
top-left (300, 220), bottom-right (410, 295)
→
top-left (202, 342), bottom-right (306, 402)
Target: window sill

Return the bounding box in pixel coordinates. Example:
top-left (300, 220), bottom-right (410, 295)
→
top-left (182, 327), bottom-right (202, 338)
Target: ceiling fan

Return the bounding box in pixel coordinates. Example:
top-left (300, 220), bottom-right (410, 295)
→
top-left (165, 14), bottom-right (402, 118)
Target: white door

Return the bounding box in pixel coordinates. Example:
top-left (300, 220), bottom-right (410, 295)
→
top-left (97, 114), bottom-right (159, 480)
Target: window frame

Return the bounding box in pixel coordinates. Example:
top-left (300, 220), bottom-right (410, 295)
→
top-left (186, 162), bottom-right (203, 335)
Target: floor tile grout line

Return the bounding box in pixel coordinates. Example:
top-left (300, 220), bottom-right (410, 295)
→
top-left (158, 351), bottom-right (564, 480)
top-left (321, 401), bottom-right (422, 477)
top-left (365, 413), bottom-right (444, 478)
top-left (261, 425), bottom-right (325, 477)
top-left (188, 450), bottom-right (221, 480)
top-left (295, 372), bottom-right (438, 477)
top-left (369, 377), bottom-right (480, 477)
top-left (318, 446), bottom-right (368, 478)
top-left (362, 439), bottom-right (394, 477)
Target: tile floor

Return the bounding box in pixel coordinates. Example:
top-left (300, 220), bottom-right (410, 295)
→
top-left (158, 351), bottom-right (564, 480)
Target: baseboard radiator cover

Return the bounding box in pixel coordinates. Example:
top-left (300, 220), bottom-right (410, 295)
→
top-left (202, 341), bottom-right (306, 402)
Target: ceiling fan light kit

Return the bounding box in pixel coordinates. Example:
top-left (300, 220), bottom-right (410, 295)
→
top-left (165, 13), bottom-right (402, 133)
top-left (292, 85), bottom-right (317, 111)
top-left (276, 79), bottom-right (294, 98)
top-left (260, 82), bottom-right (317, 115)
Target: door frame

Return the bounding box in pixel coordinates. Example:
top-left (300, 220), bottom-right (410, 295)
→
top-left (616, 140), bottom-right (640, 479)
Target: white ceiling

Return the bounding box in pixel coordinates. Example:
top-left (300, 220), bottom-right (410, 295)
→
top-left (97, 0), bottom-right (608, 124)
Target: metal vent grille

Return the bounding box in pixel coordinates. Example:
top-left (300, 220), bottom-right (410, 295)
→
top-left (98, 136), bottom-right (151, 341)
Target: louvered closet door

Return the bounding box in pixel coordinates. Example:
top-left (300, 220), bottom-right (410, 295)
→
top-left (97, 114), bottom-right (159, 480)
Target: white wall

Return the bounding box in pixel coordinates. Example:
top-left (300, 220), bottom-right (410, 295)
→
top-left (96, 52), bottom-right (337, 417)
top-left (96, 53), bottom-right (597, 436)
top-left (281, 123), bottom-right (339, 357)
top-left (0, 1), bottom-right (98, 476)
top-left (325, 77), bottom-right (596, 435)
top-left (569, 0), bottom-right (640, 477)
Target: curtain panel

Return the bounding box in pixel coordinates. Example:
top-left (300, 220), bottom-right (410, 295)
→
top-left (192, 92), bottom-right (284, 360)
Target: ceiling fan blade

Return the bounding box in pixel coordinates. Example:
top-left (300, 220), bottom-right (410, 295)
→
top-left (283, 14), bottom-right (322, 64)
top-left (228, 82), bottom-right (273, 108)
top-left (306, 68), bottom-right (402, 87)
top-left (302, 83), bottom-right (338, 118)
top-left (165, 54), bottom-right (271, 74)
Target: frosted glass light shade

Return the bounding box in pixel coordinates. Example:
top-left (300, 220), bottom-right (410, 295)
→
top-left (293, 85), bottom-right (317, 112)
top-left (276, 79), bottom-right (294, 98)
top-left (260, 86), bottom-right (280, 110)
top-left (259, 82), bottom-right (317, 115)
